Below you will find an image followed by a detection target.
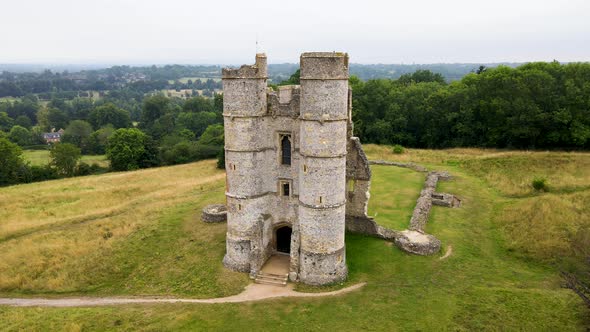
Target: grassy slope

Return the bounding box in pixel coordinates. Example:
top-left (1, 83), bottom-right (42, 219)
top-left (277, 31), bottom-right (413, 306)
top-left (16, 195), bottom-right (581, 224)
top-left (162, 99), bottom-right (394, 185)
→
top-left (0, 160), bottom-right (246, 296)
top-left (0, 150), bottom-right (588, 331)
top-left (23, 150), bottom-right (110, 168)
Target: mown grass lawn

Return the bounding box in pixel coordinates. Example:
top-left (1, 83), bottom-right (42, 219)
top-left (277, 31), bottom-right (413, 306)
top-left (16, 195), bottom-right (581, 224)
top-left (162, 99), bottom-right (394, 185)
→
top-left (0, 149), bottom-right (588, 331)
top-left (23, 150), bottom-right (109, 168)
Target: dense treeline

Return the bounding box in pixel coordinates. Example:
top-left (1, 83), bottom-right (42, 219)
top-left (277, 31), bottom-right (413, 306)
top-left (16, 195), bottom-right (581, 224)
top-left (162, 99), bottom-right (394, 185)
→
top-left (351, 62), bottom-right (590, 149)
top-left (0, 93), bottom-right (224, 186)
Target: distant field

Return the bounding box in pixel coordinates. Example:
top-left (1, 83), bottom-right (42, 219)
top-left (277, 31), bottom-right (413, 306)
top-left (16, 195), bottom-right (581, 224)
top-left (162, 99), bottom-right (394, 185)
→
top-left (23, 150), bottom-right (109, 167)
top-left (0, 149), bottom-right (588, 330)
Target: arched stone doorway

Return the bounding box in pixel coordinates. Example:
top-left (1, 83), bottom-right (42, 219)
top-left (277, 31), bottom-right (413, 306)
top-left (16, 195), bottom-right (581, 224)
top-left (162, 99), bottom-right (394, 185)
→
top-left (275, 226), bottom-right (292, 254)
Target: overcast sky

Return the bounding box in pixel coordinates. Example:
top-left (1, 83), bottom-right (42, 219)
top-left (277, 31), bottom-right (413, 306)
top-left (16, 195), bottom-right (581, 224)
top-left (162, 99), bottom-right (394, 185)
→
top-left (1, 0), bottom-right (589, 65)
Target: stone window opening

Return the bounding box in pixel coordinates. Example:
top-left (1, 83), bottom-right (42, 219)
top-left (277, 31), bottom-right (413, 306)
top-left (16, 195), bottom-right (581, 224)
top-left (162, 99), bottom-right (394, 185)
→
top-left (319, 196), bottom-right (323, 204)
top-left (303, 164), bottom-right (308, 173)
top-left (238, 204), bottom-right (242, 211)
top-left (280, 134), bottom-right (291, 165)
top-left (348, 179), bottom-right (355, 192)
top-left (278, 179), bottom-right (292, 197)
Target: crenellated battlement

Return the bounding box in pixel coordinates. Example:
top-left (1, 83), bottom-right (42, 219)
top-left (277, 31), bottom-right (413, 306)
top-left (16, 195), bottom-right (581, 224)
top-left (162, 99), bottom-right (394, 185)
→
top-left (222, 53), bottom-right (268, 79)
top-left (267, 85), bottom-right (300, 117)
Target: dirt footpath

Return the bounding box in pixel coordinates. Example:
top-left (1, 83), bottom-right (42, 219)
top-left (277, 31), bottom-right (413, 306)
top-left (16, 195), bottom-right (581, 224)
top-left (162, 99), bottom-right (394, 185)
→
top-left (0, 282), bottom-right (366, 307)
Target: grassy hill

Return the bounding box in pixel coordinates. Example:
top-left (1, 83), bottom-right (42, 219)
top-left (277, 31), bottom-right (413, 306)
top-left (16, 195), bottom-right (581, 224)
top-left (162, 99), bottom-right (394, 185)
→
top-left (0, 148), bottom-right (588, 331)
top-left (23, 150), bottom-right (109, 168)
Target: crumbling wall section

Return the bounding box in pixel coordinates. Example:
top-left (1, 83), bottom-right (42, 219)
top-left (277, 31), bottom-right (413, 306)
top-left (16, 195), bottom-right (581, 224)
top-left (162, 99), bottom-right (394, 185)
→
top-left (267, 85), bottom-right (301, 118)
top-left (345, 137), bottom-right (372, 218)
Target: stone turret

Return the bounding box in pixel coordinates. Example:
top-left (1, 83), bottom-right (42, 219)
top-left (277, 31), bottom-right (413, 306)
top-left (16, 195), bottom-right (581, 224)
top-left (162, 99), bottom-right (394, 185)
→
top-left (298, 52), bottom-right (349, 284)
top-left (222, 54), bottom-right (269, 272)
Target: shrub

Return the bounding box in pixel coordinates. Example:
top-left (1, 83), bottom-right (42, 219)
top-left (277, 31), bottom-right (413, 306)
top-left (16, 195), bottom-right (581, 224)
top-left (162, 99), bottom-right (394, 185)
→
top-left (217, 148), bottom-right (225, 169)
top-left (0, 138), bottom-right (27, 186)
top-left (392, 144), bottom-right (405, 154)
top-left (30, 165), bottom-right (59, 182)
top-left (532, 177), bottom-right (548, 192)
top-left (76, 162), bottom-right (92, 176)
top-left (50, 143), bottom-right (81, 177)
top-left (107, 128), bottom-right (159, 171)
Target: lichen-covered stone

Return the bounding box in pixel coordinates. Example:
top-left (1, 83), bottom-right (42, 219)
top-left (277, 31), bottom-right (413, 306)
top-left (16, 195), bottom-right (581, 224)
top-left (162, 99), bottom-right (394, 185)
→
top-left (394, 230), bottom-right (441, 255)
top-left (202, 204), bottom-right (227, 223)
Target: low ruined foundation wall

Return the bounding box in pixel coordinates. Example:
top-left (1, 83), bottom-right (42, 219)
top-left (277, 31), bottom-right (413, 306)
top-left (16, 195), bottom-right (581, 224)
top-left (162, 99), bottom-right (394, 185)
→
top-left (346, 162), bottom-right (461, 256)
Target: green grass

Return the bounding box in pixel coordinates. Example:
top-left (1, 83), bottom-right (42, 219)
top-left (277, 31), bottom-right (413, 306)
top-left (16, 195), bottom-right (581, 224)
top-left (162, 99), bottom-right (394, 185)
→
top-left (0, 150), bottom-right (588, 331)
top-left (368, 165), bottom-right (424, 230)
top-left (23, 150), bottom-right (109, 167)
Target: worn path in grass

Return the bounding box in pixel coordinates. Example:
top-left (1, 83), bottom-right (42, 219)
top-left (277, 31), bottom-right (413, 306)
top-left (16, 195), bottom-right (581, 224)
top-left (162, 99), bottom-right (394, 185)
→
top-left (0, 283), bottom-right (365, 307)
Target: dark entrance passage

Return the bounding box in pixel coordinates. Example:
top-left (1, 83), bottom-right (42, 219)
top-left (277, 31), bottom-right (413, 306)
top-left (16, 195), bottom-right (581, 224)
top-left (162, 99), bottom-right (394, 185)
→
top-left (276, 226), bottom-right (292, 254)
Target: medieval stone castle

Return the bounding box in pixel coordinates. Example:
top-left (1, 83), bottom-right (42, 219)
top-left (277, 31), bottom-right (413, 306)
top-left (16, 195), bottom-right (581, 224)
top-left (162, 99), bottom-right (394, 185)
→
top-left (221, 52), bottom-right (371, 286)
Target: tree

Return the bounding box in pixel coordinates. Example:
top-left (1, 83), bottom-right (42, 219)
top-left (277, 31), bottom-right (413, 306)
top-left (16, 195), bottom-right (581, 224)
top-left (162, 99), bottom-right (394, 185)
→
top-left (107, 128), bottom-right (159, 171)
top-left (36, 108), bottom-right (50, 131)
top-left (198, 124), bottom-right (224, 146)
top-left (89, 103), bottom-right (131, 129)
top-left (183, 96), bottom-right (214, 113)
top-left (0, 138), bottom-right (27, 186)
top-left (47, 108), bottom-right (69, 130)
top-left (62, 120), bottom-right (93, 150)
top-left (50, 143), bottom-right (81, 177)
top-left (9, 125), bottom-right (31, 146)
top-left (176, 111), bottom-right (218, 138)
top-left (213, 93), bottom-right (223, 114)
top-left (398, 70), bottom-right (446, 85)
top-left (69, 98), bottom-right (94, 120)
top-left (85, 125), bottom-right (115, 155)
top-left (475, 65), bottom-right (487, 75)
top-left (29, 126), bottom-right (46, 145)
top-left (15, 115), bottom-right (32, 129)
top-left (0, 112), bottom-right (14, 131)
top-left (279, 69), bottom-right (300, 85)
top-left (141, 95), bottom-right (170, 128)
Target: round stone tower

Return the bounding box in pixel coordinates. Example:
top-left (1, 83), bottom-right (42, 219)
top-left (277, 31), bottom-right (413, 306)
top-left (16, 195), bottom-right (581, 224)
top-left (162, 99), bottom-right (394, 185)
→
top-left (222, 54), bottom-right (268, 272)
top-left (298, 52), bottom-right (349, 285)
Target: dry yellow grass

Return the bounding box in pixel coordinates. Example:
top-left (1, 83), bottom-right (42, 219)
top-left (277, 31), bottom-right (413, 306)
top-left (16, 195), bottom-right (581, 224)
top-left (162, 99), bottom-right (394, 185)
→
top-left (500, 191), bottom-right (590, 266)
top-left (364, 144), bottom-right (590, 197)
top-left (0, 160), bottom-right (238, 293)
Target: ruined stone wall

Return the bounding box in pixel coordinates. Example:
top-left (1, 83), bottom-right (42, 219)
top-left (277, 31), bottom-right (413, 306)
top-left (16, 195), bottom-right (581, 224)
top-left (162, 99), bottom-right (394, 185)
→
top-left (297, 52), bottom-right (349, 285)
top-left (346, 137), bottom-right (372, 218)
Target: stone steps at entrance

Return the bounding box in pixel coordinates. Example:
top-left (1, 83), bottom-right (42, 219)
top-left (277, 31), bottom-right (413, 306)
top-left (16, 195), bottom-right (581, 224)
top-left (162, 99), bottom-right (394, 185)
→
top-left (254, 272), bottom-right (288, 287)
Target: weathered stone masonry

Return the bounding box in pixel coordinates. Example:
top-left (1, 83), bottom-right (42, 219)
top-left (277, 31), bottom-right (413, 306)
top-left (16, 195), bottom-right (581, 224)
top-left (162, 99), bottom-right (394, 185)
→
top-left (222, 53), bottom-right (372, 286)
